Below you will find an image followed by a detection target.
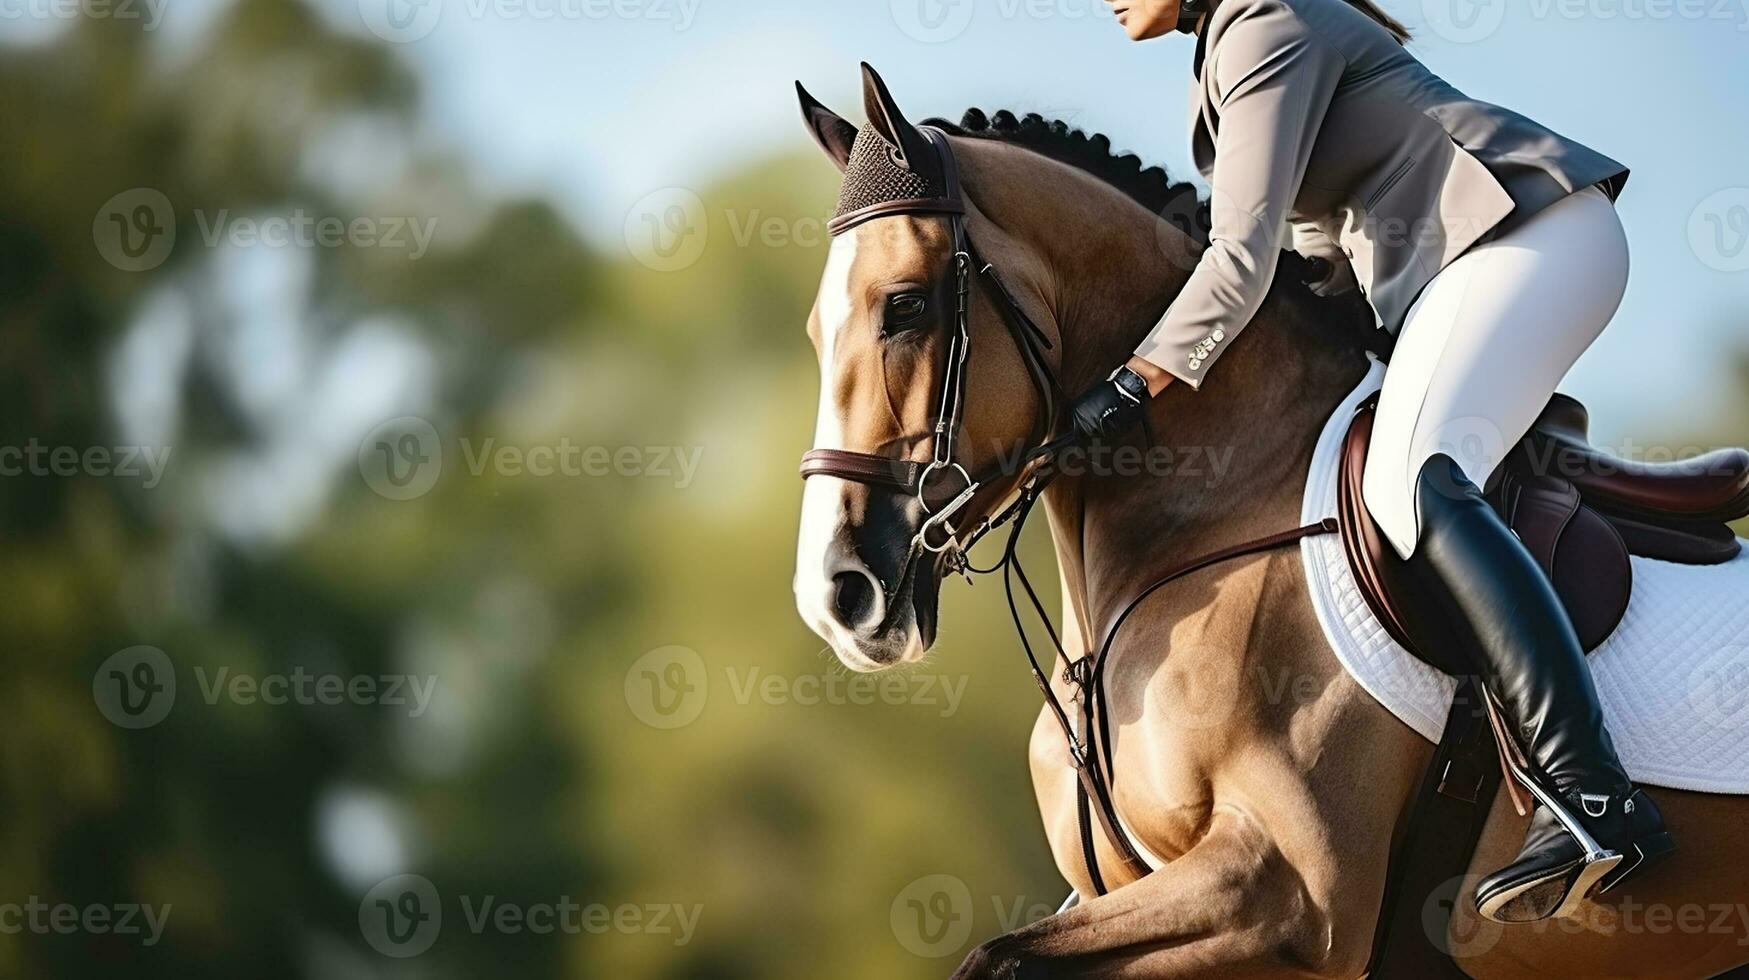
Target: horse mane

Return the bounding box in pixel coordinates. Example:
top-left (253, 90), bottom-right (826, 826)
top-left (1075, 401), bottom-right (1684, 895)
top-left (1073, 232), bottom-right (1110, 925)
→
top-left (924, 108), bottom-right (1376, 351)
top-left (925, 109), bottom-right (1210, 247)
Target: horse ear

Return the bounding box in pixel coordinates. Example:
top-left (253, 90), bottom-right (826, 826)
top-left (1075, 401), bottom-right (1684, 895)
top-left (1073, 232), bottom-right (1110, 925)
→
top-left (796, 81), bottom-right (855, 172)
top-left (860, 63), bottom-right (933, 171)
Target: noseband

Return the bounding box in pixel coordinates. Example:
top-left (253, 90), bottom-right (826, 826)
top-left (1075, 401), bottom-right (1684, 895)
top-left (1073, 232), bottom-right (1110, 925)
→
top-left (798, 126), bottom-right (1064, 559)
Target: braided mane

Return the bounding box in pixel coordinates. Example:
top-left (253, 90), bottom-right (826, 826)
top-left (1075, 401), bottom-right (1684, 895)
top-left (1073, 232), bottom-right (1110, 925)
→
top-left (925, 108), bottom-right (1374, 346)
top-left (924, 109), bottom-right (1211, 247)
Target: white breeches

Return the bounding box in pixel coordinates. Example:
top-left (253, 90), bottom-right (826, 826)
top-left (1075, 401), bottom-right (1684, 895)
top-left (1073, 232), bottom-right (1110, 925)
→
top-left (1362, 186), bottom-right (1630, 559)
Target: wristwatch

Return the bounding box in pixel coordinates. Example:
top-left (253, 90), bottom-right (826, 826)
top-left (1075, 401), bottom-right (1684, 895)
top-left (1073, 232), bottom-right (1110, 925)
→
top-left (1108, 365), bottom-right (1149, 405)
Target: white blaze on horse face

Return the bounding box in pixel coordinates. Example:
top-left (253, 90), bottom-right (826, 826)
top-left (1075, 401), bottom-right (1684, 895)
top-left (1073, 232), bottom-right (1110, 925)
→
top-left (796, 234), bottom-right (869, 661)
top-left (795, 232), bottom-right (925, 670)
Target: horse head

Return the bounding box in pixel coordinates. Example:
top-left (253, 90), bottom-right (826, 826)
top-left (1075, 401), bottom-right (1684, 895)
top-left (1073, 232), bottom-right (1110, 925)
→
top-left (791, 65), bottom-right (1060, 671)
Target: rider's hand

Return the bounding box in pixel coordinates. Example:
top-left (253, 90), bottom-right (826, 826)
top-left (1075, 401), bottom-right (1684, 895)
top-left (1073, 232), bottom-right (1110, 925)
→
top-left (1070, 365), bottom-right (1153, 444)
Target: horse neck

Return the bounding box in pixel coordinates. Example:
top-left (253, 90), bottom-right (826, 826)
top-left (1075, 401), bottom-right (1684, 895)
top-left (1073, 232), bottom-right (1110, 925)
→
top-left (964, 142), bottom-right (1366, 646)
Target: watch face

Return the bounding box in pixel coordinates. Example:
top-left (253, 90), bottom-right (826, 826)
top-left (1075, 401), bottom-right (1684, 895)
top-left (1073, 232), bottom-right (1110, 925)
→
top-left (1114, 368), bottom-right (1147, 400)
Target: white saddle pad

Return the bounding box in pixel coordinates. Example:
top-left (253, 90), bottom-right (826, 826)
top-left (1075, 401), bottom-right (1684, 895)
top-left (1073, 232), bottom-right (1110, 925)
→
top-left (1300, 363), bottom-right (1749, 795)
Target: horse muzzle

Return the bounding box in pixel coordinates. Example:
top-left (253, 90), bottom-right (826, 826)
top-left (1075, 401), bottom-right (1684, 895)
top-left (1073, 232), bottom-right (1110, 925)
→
top-left (794, 479), bottom-right (942, 671)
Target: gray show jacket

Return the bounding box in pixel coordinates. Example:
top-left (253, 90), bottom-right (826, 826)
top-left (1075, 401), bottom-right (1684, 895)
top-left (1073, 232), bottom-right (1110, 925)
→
top-left (1136, 0), bottom-right (1629, 388)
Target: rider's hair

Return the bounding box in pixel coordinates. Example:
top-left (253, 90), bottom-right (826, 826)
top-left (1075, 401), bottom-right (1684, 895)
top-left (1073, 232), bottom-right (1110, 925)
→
top-left (1344, 0), bottom-right (1412, 44)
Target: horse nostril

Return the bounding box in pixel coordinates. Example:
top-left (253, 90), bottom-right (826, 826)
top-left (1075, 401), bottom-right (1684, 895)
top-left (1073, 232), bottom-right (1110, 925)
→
top-left (831, 568), bottom-right (884, 630)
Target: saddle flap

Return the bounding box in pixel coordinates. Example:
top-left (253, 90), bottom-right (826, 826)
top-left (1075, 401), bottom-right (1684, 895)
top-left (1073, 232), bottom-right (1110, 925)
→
top-left (1337, 399), bottom-right (1629, 668)
top-left (1336, 400), bottom-right (1471, 675)
top-left (1502, 474), bottom-right (1633, 652)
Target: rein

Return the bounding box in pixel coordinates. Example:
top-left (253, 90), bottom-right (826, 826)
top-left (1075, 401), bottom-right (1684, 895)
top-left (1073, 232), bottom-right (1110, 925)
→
top-left (798, 126), bottom-right (1339, 895)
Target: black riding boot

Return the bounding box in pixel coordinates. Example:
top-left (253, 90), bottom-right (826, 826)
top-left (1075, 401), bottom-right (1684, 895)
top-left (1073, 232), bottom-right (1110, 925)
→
top-left (1408, 455), bottom-right (1675, 923)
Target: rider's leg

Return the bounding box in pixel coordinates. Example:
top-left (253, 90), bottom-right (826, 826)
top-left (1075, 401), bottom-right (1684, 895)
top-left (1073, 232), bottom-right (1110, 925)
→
top-left (1362, 185), bottom-right (1673, 922)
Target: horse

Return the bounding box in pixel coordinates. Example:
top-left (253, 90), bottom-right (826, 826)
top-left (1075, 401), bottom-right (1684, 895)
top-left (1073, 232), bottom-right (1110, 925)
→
top-left (791, 66), bottom-right (1749, 979)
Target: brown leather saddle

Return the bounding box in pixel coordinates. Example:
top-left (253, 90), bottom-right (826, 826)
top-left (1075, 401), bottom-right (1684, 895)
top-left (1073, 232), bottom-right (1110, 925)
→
top-left (1346, 397), bottom-right (1749, 975)
top-left (1340, 392), bottom-right (1749, 677)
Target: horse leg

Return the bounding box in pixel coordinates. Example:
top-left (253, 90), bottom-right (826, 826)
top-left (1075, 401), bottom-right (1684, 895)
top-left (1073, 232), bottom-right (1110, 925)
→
top-left (950, 813), bottom-right (1370, 980)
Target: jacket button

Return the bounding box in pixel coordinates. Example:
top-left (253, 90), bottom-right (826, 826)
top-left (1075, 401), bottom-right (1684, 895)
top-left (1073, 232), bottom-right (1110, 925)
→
top-left (1212, 329), bottom-right (1225, 343)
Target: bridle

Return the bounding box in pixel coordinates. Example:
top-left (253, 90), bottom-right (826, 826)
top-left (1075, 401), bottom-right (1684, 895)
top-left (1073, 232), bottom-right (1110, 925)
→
top-left (797, 126), bottom-right (1337, 896)
top-left (799, 126), bottom-right (1064, 560)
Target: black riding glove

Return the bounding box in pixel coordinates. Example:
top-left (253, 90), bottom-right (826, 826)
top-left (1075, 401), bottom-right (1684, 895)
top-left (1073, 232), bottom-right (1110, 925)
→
top-left (1069, 366), bottom-right (1152, 444)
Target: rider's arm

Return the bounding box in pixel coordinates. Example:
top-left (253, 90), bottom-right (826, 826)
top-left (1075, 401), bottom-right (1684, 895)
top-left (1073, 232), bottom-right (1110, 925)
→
top-left (1133, 0), bottom-right (1346, 389)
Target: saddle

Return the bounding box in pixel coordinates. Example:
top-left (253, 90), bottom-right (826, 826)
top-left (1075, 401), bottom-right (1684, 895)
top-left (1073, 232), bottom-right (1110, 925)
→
top-left (1346, 396), bottom-right (1749, 975)
top-left (1339, 392), bottom-right (1749, 674)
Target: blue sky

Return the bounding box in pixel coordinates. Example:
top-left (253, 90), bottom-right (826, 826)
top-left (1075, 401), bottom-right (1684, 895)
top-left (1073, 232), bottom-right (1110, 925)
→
top-left (334, 0), bottom-right (1749, 435)
top-left (13, 0), bottom-right (1749, 434)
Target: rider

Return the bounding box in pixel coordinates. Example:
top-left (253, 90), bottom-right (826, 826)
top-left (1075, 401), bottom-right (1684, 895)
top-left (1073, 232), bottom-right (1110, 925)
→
top-left (1071, 0), bottom-right (1673, 922)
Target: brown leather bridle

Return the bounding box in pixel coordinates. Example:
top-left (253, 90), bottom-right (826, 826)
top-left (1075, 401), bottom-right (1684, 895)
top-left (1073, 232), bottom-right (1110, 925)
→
top-left (797, 125), bottom-right (1338, 896)
top-left (798, 126), bottom-right (1063, 559)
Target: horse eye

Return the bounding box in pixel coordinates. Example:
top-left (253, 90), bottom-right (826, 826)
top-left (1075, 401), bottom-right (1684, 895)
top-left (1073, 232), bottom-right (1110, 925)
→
top-left (885, 293), bottom-right (928, 330)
